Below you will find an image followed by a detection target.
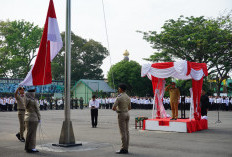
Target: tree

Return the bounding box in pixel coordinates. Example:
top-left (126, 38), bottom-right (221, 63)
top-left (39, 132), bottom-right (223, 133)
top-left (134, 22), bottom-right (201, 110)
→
top-left (107, 60), bottom-right (153, 96)
top-left (140, 12), bottom-right (232, 96)
top-left (210, 13), bottom-right (232, 96)
top-left (51, 32), bottom-right (109, 83)
top-left (0, 20), bottom-right (43, 78)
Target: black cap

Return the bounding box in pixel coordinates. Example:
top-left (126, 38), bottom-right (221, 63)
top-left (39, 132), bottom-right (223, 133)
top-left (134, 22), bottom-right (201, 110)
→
top-left (118, 83), bottom-right (127, 91)
top-left (27, 89), bottom-right (36, 92)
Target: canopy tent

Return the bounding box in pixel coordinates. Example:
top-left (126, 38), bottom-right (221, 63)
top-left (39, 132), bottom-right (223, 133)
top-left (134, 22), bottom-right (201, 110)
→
top-left (141, 60), bottom-right (208, 120)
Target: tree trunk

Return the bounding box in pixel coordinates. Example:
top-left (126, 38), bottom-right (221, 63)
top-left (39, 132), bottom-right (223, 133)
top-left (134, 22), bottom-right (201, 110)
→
top-left (216, 80), bottom-right (222, 96)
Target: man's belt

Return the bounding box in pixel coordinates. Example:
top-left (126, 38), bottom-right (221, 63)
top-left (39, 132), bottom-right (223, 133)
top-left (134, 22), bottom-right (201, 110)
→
top-left (18, 109), bottom-right (25, 111)
top-left (117, 111), bottom-right (128, 113)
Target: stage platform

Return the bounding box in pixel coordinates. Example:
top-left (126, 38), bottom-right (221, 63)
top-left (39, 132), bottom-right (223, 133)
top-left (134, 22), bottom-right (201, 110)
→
top-left (143, 118), bottom-right (208, 133)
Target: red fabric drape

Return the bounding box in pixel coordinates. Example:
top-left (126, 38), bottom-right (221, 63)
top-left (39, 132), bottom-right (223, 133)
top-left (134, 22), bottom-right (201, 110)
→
top-left (148, 61), bottom-right (208, 121)
top-left (192, 78), bottom-right (203, 120)
top-left (187, 61), bottom-right (208, 76)
top-left (151, 76), bottom-right (165, 119)
top-left (151, 62), bottom-right (174, 69)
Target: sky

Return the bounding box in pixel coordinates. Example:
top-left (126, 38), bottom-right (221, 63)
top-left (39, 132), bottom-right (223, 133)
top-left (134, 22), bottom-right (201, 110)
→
top-left (0, 0), bottom-right (231, 78)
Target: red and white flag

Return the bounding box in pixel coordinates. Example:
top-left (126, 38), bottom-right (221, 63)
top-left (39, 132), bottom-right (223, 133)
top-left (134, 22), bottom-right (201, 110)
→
top-left (20, 0), bottom-right (62, 86)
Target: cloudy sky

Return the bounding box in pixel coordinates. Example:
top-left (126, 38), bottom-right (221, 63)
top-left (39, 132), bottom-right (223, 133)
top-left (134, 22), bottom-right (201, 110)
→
top-left (0, 0), bottom-right (231, 78)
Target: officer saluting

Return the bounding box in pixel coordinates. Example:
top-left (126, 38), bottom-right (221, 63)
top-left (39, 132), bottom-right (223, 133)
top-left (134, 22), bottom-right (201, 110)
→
top-left (15, 87), bottom-right (26, 142)
top-left (112, 83), bottom-right (131, 154)
top-left (24, 89), bottom-right (41, 153)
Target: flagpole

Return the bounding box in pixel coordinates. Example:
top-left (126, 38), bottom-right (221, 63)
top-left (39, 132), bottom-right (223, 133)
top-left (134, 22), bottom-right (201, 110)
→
top-left (56, 0), bottom-right (81, 146)
top-left (64, 0), bottom-right (71, 134)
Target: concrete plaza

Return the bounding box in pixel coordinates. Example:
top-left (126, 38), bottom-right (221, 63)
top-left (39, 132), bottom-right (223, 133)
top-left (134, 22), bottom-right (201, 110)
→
top-left (0, 109), bottom-right (231, 157)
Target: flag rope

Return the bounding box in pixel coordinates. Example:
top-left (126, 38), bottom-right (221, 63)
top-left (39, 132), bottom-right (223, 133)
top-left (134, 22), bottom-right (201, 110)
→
top-left (101, 0), bottom-right (116, 92)
top-left (40, 41), bottom-right (49, 101)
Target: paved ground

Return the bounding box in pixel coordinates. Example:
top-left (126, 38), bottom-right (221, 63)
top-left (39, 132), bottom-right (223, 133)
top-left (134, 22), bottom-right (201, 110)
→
top-left (0, 109), bottom-right (231, 157)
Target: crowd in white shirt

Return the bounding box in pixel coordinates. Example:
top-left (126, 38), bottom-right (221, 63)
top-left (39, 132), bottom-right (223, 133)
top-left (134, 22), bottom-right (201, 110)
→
top-left (95, 97), bottom-right (116, 109)
top-left (129, 96), bottom-right (232, 111)
top-left (0, 96), bottom-right (17, 111)
top-left (208, 96), bottom-right (232, 111)
top-left (1, 95), bottom-right (232, 112)
top-left (0, 96), bottom-right (53, 111)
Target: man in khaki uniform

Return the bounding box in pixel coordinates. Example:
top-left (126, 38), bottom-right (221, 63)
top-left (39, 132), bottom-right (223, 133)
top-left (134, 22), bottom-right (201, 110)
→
top-left (15, 87), bottom-right (25, 142)
top-left (24, 89), bottom-right (41, 153)
top-left (112, 84), bottom-right (131, 154)
top-left (165, 82), bottom-right (180, 120)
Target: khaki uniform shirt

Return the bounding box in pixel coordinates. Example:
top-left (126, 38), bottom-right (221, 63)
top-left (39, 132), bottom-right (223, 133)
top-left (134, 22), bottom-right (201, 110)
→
top-left (113, 92), bottom-right (131, 112)
top-left (16, 94), bottom-right (25, 114)
top-left (24, 98), bottom-right (41, 122)
top-left (168, 88), bottom-right (180, 103)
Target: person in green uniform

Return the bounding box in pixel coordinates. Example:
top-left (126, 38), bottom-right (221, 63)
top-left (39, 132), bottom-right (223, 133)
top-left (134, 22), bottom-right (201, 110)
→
top-left (15, 87), bottom-right (26, 142)
top-left (24, 89), bottom-right (41, 153)
top-left (112, 83), bottom-right (131, 154)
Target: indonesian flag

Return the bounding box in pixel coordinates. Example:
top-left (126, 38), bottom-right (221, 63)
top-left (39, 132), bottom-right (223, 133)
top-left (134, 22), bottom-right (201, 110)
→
top-left (20, 0), bottom-right (62, 86)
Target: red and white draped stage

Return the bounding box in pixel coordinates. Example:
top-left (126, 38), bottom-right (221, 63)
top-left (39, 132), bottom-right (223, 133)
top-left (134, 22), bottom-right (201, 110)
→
top-left (141, 60), bottom-right (208, 133)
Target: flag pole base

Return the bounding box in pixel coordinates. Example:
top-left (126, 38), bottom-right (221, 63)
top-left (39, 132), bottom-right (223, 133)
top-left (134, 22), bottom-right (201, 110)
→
top-left (57, 120), bottom-right (81, 145)
top-left (52, 143), bottom-right (82, 147)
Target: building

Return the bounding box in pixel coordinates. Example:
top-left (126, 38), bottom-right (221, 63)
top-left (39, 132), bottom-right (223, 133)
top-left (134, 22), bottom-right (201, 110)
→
top-left (0, 78), bottom-right (64, 97)
top-left (71, 79), bottom-right (115, 104)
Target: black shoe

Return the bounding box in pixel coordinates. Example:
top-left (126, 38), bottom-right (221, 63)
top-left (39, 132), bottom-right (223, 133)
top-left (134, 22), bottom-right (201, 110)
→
top-left (26, 149), bottom-right (39, 153)
top-left (116, 149), bottom-right (128, 154)
top-left (170, 118), bottom-right (176, 120)
top-left (20, 137), bottom-right (25, 142)
top-left (16, 133), bottom-right (20, 141)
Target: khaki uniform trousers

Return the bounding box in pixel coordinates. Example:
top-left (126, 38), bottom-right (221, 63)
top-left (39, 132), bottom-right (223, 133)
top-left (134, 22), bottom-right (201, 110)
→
top-left (170, 101), bottom-right (178, 119)
top-left (118, 112), bottom-right (130, 150)
top-left (18, 112), bottom-right (25, 138)
top-left (25, 121), bottom-right (38, 150)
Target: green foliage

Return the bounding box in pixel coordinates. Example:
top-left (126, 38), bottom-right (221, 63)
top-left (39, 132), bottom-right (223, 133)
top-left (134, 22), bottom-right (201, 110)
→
top-left (140, 12), bottom-right (232, 96)
top-left (51, 32), bottom-right (109, 83)
top-left (0, 20), bottom-right (43, 78)
top-left (107, 60), bottom-right (153, 96)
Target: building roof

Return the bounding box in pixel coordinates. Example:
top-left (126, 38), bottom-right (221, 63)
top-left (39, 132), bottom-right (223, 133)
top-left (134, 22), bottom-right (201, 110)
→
top-left (72, 79), bottom-right (115, 93)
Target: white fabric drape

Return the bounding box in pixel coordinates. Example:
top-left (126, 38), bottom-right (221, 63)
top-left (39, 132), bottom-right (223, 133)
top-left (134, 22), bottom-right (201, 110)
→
top-left (150, 67), bottom-right (176, 78)
top-left (190, 69), bottom-right (204, 81)
top-left (141, 60), bottom-right (205, 81)
top-left (189, 88), bottom-right (194, 120)
top-left (141, 64), bottom-right (151, 77)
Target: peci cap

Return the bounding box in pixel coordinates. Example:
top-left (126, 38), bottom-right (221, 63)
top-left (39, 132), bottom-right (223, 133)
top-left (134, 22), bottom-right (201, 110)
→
top-left (118, 83), bottom-right (127, 91)
top-left (27, 89), bottom-right (36, 92)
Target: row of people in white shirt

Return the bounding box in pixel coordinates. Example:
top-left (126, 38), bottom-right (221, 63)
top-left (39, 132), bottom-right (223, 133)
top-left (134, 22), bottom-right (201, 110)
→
top-left (0, 97), bottom-right (51, 111)
top-left (92, 97), bottom-right (188, 106)
top-left (208, 96), bottom-right (232, 105)
top-left (130, 97), bottom-right (191, 105)
top-left (0, 97), bottom-right (17, 111)
top-left (130, 96), bottom-right (232, 105)
top-left (95, 98), bottom-right (116, 104)
top-left (0, 97), bottom-right (51, 106)
top-left (0, 97), bottom-right (16, 105)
